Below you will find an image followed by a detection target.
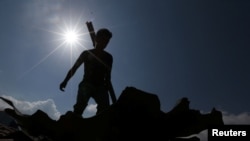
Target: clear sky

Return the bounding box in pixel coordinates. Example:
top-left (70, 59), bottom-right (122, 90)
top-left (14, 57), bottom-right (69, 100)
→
top-left (0, 0), bottom-right (249, 122)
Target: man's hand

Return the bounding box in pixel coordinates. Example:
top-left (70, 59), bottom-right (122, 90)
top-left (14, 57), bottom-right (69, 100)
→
top-left (59, 81), bottom-right (67, 92)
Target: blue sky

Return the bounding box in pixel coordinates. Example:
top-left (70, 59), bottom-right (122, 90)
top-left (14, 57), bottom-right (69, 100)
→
top-left (0, 0), bottom-right (250, 121)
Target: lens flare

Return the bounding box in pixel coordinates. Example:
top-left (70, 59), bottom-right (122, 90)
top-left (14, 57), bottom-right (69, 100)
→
top-left (63, 29), bottom-right (80, 45)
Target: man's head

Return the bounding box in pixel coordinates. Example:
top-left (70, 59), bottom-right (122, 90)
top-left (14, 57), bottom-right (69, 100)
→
top-left (95, 28), bottom-right (112, 50)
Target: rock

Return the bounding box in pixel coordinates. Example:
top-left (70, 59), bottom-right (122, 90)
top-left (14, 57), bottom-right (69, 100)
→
top-left (0, 86), bottom-right (224, 141)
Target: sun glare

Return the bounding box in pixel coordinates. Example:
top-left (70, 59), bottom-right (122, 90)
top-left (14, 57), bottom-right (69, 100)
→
top-left (53, 17), bottom-right (87, 49)
top-left (17, 15), bottom-right (89, 80)
top-left (63, 29), bottom-right (80, 46)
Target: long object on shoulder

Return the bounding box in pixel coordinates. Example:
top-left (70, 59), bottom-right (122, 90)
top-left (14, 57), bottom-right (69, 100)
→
top-left (86, 21), bottom-right (117, 104)
top-left (86, 21), bottom-right (96, 47)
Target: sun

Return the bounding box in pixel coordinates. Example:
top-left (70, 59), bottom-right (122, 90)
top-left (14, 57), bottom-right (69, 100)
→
top-left (60, 22), bottom-right (85, 48)
top-left (63, 29), bottom-right (80, 46)
top-left (17, 15), bottom-right (89, 79)
top-left (51, 17), bottom-right (87, 49)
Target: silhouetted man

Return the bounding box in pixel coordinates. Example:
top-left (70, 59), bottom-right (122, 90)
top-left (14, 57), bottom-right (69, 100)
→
top-left (60, 28), bottom-right (113, 116)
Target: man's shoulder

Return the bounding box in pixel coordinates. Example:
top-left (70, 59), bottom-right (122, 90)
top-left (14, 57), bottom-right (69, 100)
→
top-left (103, 50), bottom-right (112, 57)
top-left (78, 50), bottom-right (91, 60)
top-left (83, 49), bottom-right (93, 53)
top-left (81, 49), bottom-right (93, 55)
top-left (82, 49), bottom-right (112, 58)
top-left (103, 51), bottom-right (113, 61)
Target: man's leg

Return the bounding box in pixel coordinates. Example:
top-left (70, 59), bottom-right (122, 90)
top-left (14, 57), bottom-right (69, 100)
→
top-left (92, 86), bottom-right (110, 115)
top-left (73, 82), bottom-right (91, 116)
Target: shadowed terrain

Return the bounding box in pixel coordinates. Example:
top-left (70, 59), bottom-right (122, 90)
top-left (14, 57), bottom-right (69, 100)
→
top-left (0, 87), bottom-right (224, 141)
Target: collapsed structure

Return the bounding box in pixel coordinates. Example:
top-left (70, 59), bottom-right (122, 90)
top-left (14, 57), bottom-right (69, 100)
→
top-left (0, 87), bottom-right (224, 141)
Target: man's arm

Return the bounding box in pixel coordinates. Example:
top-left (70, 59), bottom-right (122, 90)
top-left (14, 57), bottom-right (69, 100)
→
top-left (59, 53), bottom-right (84, 91)
top-left (105, 57), bottom-right (117, 103)
top-left (107, 80), bottom-right (117, 103)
